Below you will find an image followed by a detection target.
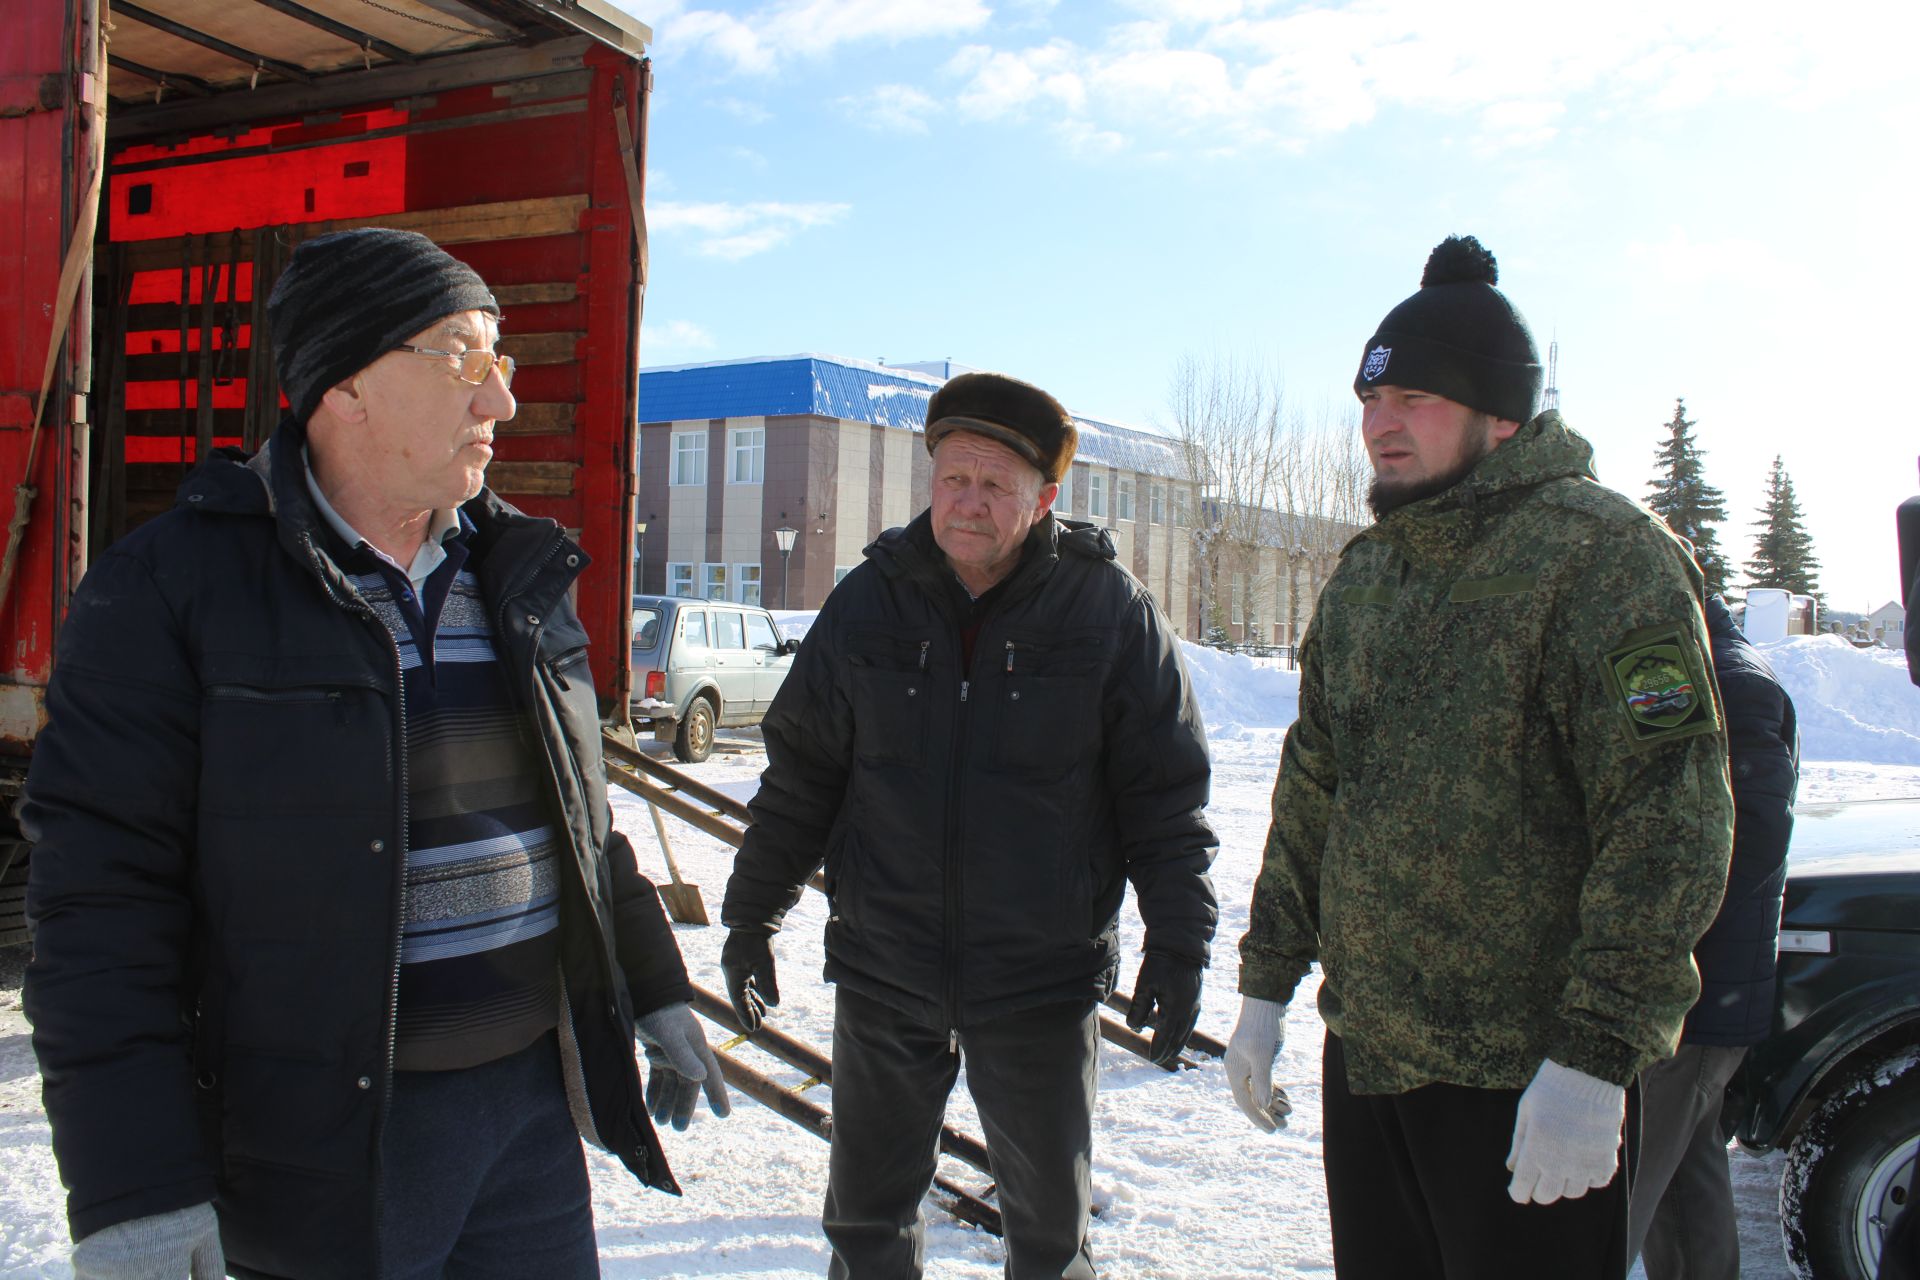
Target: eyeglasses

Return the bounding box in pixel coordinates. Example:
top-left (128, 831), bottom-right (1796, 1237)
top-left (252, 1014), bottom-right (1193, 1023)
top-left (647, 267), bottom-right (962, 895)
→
top-left (392, 344), bottom-right (516, 388)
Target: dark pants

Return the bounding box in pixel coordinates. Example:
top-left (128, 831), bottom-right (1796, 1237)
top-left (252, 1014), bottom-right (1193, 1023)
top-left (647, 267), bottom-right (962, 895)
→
top-left (823, 987), bottom-right (1100, 1280)
top-left (1322, 1033), bottom-right (1637, 1280)
top-left (378, 1031), bottom-right (599, 1280)
top-left (1627, 1044), bottom-right (1747, 1280)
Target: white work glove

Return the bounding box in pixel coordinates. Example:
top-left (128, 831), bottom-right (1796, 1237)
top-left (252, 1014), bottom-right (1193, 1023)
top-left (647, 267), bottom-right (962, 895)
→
top-left (72, 1202), bottom-right (224, 1280)
top-left (1224, 996), bottom-right (1292, 1132)
top-left (635, 1001), bottom-right (732, 1132)
top-left (1505, 1058), bottom-right (1627, 1204)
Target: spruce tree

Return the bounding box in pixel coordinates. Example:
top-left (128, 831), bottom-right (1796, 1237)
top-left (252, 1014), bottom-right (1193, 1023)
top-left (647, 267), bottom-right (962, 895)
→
top-left (1746, 456), bottom-right (1823, 605)
top-left (1645, 398), bottom-right (1730, 595)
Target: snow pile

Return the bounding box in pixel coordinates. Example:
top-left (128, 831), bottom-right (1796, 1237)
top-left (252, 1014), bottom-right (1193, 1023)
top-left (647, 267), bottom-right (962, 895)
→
top-left (1762, 635), bottom-right (1920, 765)
top-left (1179, 645), bottom-right (1300, 743)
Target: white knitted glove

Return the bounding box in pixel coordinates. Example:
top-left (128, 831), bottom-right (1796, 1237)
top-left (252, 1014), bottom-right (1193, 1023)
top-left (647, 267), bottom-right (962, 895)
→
top-left (1224, 996), bottom-right (1292, 1132)
top-left (71, 1202), bottom-right (224, 1280)
top-left (1505, 1058), bottom-right (1627, 1204)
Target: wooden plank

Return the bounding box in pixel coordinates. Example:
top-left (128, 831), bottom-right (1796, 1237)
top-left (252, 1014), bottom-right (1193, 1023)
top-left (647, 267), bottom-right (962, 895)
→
top-left (497, 401), bottom-right (573, 436)
top-left (487, 461), bottom-right (575, 496)
top-left (107, 38), bottom-right (596, 144)
top-left (122, 195), bottom-right (590, 273)
top-left (497, 332), bottom-right (578, 366)
top-left (492, 281), bottom-right (577, 306)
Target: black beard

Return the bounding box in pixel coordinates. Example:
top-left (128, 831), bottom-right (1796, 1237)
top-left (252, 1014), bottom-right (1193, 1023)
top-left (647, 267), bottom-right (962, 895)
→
top-left (1367, 437), bottom-right (1494, 519)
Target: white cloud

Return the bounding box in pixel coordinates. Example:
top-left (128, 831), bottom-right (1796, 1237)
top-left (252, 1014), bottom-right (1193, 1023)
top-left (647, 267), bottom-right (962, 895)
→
top-left (651, 200), bottom-right (851, 259)
top-left (713, 97), bottom-right (772, 125)
top-left (666, 0), bottom-right (990, 76)
top-left (841, 84), bottom-right (940, 134)
top-left (641, 319), bottom-right (717, 352)
top-left (923, 0), bottom-right (1911, 157)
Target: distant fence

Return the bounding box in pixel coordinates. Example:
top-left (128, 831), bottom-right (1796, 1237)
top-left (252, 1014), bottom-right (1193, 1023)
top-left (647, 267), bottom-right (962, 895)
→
top-left (1201, 640), bottom-right (1298, 669)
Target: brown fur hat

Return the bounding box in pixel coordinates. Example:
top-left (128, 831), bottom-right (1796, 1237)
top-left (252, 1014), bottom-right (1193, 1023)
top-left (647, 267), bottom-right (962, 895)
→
top-left (923, 371), bottom-right (1077, 484)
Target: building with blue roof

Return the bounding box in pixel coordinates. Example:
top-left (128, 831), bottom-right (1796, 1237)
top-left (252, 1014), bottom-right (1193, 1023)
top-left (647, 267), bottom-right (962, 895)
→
top-left (637, 354), bottom-right (1206, 630)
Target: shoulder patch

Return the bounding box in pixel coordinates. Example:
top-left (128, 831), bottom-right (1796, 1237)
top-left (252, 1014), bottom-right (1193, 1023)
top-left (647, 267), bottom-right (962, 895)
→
top-left (1341, 584), bottom-right (1398, 606)
top-left (1602, 624), bottom-right (1720, 751)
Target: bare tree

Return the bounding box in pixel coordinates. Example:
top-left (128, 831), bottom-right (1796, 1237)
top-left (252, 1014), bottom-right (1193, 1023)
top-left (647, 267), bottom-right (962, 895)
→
top-left (1163, 351), bottom-right (1299, 642)
top-left (1280, 404), bottom-right (1368, 641)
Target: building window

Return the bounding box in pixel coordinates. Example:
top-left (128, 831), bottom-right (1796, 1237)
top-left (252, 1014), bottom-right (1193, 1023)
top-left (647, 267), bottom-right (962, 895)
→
top-left (1232, 572), bottom-right (1246, 626)
top-left (1150, 483), bottom-right (1164, 525)
top-left (735, 563), bottom-right (763, 605)
top-left (703, 563), bottom-right (728, 600)
top-left (667, 562), bottom-right (695, 597)
top-left (1173, 487), bottom-right (1188, 527)
top-left (1117, 477), bottom-right (1134, 522)
top-left (671, 432), bottom-right (706, 486)
top-left (1054, 470), bottom-right (1071, 516)
top-left (833, 566), bottom-right (856, 589)
top-left (729, 427), bottom-right (765, 485)
top-left (1087, 472), bottom-right (1107, 519)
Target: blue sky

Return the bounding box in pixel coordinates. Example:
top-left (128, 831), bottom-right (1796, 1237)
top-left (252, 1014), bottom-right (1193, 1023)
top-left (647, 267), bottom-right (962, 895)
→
top-left (617, 0), bottom-right (1918, 613)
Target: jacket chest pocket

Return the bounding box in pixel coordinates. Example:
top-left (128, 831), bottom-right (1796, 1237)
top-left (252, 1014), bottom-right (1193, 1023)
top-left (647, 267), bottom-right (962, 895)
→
top-left (847, 632), bottom-right (933, 768)
top-left (200, 656), bottom-right (391, 816)
top-left (989, 633), bottom-right (1106, 782)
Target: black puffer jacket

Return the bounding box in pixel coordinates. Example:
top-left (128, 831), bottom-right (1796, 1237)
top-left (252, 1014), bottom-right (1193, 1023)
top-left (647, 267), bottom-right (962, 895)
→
top-left (22, 418), bottom-right (688, 1278)
top-left (1684, 595), bottom-right (1798, 1044)
top-left (723, 512), bottom-right (1217, 1029)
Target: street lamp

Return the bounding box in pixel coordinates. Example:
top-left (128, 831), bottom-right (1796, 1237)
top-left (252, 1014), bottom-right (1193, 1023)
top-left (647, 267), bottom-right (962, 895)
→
top-left (634, 520), bottom-right (648, 594)
top-left (773, 526), bottom-right (798, 610)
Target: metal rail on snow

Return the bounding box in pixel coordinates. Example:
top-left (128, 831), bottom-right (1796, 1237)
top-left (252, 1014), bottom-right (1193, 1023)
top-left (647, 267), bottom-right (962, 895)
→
top-left (602, 731), bottom-right (1227, 1231)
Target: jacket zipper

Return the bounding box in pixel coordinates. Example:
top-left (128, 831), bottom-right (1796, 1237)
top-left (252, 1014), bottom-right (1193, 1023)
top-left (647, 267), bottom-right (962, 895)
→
top-left (301, 537), bottom-right (407, 1273)
top-left (494, 533), bottom-right (609, 1149)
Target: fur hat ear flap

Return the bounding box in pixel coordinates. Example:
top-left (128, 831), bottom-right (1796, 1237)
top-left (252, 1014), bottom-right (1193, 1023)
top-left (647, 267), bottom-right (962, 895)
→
top-left (924, 372), bottom-right (1078, 484)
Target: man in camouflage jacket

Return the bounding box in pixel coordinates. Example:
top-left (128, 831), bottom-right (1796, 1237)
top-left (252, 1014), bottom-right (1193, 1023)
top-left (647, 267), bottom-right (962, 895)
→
top-left (1223, 235), bottom-right (1735, 1280)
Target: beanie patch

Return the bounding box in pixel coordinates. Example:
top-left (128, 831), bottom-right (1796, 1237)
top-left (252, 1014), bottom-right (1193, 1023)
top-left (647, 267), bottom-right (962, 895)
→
top-left (1362, 346), bottom-right (1391, 381)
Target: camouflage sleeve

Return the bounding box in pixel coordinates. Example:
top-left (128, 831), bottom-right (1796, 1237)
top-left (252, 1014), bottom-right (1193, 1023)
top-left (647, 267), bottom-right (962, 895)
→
top-left (1543, 525), bottom-right (1735, 1084)
top-left (1238, 615), bottom-right (1335, 1005)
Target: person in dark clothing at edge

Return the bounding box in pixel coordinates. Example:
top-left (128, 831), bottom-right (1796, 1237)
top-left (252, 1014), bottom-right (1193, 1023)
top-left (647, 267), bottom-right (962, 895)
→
top-left (21, 228), bottom-right (730, 1280)
top-left (1626, 594), bottom-right (1798, 1279)
top-left (719, 371), bottom-right (1219, 1280)
top-left (1224, 235), bottom-right (1735, 1280)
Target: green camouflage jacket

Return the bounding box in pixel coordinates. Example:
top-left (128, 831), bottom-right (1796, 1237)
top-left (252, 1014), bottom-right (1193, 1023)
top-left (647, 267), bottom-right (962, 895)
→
top-left (1239, 412), bottom-right (1734, 1092)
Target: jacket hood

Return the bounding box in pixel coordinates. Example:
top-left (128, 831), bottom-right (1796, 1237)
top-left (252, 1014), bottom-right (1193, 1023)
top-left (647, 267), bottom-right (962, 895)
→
top-left (1359, 410), bottom-right (1599, 562)
top-left (866, 509), bottom-right (1116, 586)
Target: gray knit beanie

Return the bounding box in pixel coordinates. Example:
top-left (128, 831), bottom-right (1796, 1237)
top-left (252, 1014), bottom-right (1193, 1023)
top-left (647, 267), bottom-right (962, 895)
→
top-left (267, 228), bottom-right (499, 425)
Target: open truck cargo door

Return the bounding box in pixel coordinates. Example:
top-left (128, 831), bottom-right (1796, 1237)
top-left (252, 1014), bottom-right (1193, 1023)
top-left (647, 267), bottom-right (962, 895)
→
top-left (0, 0), bottom-right (654, 944)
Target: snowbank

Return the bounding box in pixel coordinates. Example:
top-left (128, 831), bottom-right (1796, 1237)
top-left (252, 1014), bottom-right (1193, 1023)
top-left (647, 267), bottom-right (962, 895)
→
top-left (1762, 635), bottom-right (1920, 765)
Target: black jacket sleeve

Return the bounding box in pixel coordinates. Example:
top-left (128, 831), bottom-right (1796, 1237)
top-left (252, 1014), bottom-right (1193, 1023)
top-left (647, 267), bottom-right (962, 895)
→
top-left (722, 594), bottom-right (856, 933)
top-left (20, 549), bottom-right (218, 1239)
top-left (1101, 591), bottom-right (1218, 965)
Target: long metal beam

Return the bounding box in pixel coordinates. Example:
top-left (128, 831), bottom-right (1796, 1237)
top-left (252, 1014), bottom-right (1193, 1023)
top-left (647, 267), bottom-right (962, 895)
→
top-left (113, 3), bottom-right (318, 85)
top-left (242, 0), bottom-right (419, 64)
top-left (107, 55), bottom-right (215, 97)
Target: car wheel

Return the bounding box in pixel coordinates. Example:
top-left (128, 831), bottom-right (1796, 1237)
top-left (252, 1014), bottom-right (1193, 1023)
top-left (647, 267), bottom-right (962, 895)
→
top-left (673, 696), bottom-right (716, 764)
top-left (1782, 1053), bottom-right (1920, 1279)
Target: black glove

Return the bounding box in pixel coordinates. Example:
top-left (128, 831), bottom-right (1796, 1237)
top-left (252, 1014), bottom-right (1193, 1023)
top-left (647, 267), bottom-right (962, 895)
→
top-left (1125, 952), bottom-right (1203, 1068)
top-left (721, 929), bottom-right (780, 1031)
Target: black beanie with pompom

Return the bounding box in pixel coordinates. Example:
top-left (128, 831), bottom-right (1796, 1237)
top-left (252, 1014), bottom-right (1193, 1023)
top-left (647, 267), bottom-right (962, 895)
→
top-left (1352, 234), bottom-right (1541, 423)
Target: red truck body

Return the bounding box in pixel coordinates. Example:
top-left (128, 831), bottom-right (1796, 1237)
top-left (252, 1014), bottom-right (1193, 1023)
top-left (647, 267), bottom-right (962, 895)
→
top-left (0, 0), bottom-right (653, 942)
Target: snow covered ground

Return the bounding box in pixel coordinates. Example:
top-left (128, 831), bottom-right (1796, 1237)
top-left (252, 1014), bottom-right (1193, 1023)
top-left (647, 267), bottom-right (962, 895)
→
top-left (2, 632), bottom-right (1915, 1278)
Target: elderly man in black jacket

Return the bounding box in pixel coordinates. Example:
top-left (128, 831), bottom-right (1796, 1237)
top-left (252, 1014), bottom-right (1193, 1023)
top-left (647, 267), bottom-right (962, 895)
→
top-left (23, 229), bottom-right (727, 1280)
top-left (721, 371), bottom-right (1218, 1280)
top-left (1626, 593), bottom-right (1798, 1278)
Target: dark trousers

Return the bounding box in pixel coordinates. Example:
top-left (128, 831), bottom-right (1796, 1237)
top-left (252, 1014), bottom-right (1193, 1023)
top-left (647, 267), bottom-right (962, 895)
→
top-left (1627, 1044), bottom-right (1747, 1280)
top-left (1322, 1033), bottom-right (1637, 1280)
top-left (378, 1031), bottom-right (599, 1280)
top-left (823, 987), bottom-right (1100, 1280)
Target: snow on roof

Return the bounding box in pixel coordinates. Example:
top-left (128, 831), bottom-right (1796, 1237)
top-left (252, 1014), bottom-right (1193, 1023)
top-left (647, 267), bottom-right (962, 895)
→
top-left (639, 354), bottom-right (1193, 481)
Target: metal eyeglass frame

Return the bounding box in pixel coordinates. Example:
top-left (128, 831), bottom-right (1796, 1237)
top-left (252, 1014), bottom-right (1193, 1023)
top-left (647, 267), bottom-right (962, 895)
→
top-left (391, 344), bottom-right (516, 388)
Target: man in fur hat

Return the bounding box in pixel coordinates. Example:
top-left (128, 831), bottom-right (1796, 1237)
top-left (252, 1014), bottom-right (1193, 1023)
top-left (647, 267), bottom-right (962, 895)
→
top-left (722, 371), bottom-right (1218, 1279)
top-left (1223, 235), bottom-right (1735, 1279)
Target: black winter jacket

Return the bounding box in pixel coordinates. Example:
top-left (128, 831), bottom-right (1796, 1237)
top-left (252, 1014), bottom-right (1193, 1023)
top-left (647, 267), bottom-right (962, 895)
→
top-left (1684, 595), bottom-right (1798, 1045)
top-left (723, 512), bottom-right (1217, 1029)
top-left (22, 418), bottom-right (689, 1278)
